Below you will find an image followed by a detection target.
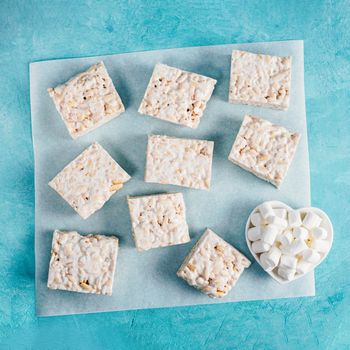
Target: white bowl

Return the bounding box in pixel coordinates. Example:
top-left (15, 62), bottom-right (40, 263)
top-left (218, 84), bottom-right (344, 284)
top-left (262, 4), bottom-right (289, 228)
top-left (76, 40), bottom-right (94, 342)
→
top-left (245, 200), bottom-right (334, 284)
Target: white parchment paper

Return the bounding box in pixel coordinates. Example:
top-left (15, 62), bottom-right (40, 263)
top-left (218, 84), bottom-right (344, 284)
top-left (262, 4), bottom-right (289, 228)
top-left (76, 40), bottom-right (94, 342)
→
top-left (30, 40), bottom-right (314, 317)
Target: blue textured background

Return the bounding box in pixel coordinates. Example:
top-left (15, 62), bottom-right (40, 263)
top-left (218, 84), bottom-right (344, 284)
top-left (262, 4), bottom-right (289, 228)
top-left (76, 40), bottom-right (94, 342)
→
top-left (1, 1), bottom-right (349, 349)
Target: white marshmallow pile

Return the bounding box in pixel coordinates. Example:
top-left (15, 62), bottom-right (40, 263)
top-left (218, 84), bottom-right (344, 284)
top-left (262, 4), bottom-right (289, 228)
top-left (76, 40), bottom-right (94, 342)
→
top-left (247, 202), bottom-right (331, 281)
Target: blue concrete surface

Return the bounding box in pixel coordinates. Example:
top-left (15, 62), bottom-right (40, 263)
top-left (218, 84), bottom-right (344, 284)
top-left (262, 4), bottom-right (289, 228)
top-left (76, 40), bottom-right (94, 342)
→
top-left (0, 0), bottom-right (349, 349)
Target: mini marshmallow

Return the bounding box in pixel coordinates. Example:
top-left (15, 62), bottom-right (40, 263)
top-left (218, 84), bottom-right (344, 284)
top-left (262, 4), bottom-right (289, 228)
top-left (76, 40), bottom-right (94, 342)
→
top-left (277, 230), bottom-right (294, 246)
top-left (277, 266), bottom-right (296, 281)
top-left (260, 253), bottom-right (275, 271)
top-left (275, 233), bottom-right (282, 243)
top-left (247, 226), bottom-right (261, 241)
top-left (251, 240), bottom-right (271, 254)
top-left (280, 243), bottom-right (292, 255)
top-left (261, 225), bottom-right (279, 245)
top-left (260, 247), bottom-right (281, 271)
top-left (288, 210), bottom-right (302, 228)
top-left (310, 227), bottom-right (327, 240)
top-left (296, 261), bottom-right (312, 274)
top-left (293, 227), bottom-right (309, 240)
top-left (301, 249), bottom-right (321, 264)
top-left (251, 212), bottom-right (262, 227)
top-left (266, 215), bottom-right (288, 228)
top-left (258, 202), bottom-right (274, 219)
top-left (279, 254), bottom-right (297, 270)
top-left (311, 239), bottom-right (330, 253)
top-left (274, 208), bottom-right (287, 219)
top-left (302, 212), bottom-right (322, 230)
top-left (288, 239), bottom-right (308, 255)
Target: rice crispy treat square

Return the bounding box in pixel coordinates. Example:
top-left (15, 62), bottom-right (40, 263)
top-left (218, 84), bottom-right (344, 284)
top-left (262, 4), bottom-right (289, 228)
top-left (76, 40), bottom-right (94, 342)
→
top-left (47, 230), bottom-right (119, 295)
top-left (127, 192), bottom-right (190, 251)
top-left (228, 115), bottom-right (300, 187)
top-left (48, 62), bottom-right (125, 139)
top-left (177, 229), bottom-right (251, 298)
top-left (229, 50), bottom-right (292, 110)
top-left (49, 142), bottom-right (131, 219)
top-left (138, 63), bottom-right (217, 128)
top-left (145, 135), bottom-right (214, 190)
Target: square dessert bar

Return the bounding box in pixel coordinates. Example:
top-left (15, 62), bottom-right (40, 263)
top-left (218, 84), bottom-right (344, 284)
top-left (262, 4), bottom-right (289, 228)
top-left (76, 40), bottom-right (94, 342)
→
top-left (48, 62), bottom-right (125, 139)
top-left (228, 115), bottom-right (300, 187)
top-left (145, 135), bottom-right (214, 190)
top-left (47, 230), bottom-right (119, 295)
top-left (127, 193), bottom-right (190, 251)
top-left (49, 142), bottom-right (131, 219)
top-left (138, 63), bottom-right (217, 128)
top-left (177, 229), bottom-right (250, 298)
top-left (229, 50), bottom-right (292, 110)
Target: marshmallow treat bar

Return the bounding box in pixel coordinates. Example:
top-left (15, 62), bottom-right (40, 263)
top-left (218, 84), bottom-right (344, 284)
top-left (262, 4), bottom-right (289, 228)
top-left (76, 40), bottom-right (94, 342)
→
top-left (228, 115), bottom-right (300, 187)
top-left (49, 143), bottom-right (130, 219)
top-left (177, 229), bottom-right (251, 298)
top-left (127, 193), bottom-right (190, 251)
top-left (229, 50), bottom-right (291, 110)
top-left (145, 135), bottom-right (214, 190)
top-left (48, 62), bottom-right (125, 139)
top-left (47, 230), bottom-right (119, 295)
top-left (138, 63), bottom-right (217, 128)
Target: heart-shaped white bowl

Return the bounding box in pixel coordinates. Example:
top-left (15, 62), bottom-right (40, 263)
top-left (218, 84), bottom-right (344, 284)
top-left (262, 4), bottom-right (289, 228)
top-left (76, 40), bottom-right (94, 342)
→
top-left (245, 200), bottom-right (333, 284)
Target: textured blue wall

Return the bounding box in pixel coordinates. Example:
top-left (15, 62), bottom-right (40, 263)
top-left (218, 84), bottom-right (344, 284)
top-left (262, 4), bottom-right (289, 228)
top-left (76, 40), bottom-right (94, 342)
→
top-left (0, 1), bottom-right (349, 349)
